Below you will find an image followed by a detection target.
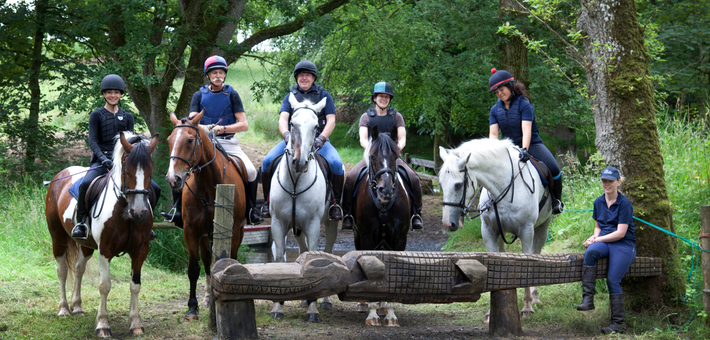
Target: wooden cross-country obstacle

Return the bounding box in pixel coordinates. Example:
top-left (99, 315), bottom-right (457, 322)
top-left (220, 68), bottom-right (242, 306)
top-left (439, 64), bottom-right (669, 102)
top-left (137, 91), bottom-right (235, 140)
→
top-left (211, 250), bottom-right (662, 339)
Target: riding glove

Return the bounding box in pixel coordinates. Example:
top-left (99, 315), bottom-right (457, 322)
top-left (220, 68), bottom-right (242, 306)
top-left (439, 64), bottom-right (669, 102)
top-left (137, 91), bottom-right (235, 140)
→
top-left (314, 135), bottom-right (327, 150)
top-left (282, 131), bottom-right (291, 143)
top-left (519, 148), bottom-right (530, 163)
top-left (102, 159), bottom-right (114, 170)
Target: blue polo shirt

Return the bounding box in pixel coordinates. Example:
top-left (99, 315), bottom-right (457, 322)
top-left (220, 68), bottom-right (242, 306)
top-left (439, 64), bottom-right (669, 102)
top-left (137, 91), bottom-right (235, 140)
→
top-left (592, 192), bottom-right (636, 247)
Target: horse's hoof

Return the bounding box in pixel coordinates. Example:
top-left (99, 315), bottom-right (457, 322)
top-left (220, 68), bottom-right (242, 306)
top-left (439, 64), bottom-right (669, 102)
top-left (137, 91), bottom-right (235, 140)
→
top-left (183, 312), bottom-right (199, 322)
top-left (96, 328), bottom-right (112, 338)
top-left (483, 314), bottom-right (490, 324)
top-left (130, 327), bottom-right (145, 336)
top-left (376, 308), bottom-right (387, 317)
top-left (384, 319), bottom-right (400, 327)
top-left (520, 310), bottom-right (534, 318)
top-left (72, 307), bottom-right (86, 316)
top-left (532, 298), bottom-right (542, 304)
top-left (299, 300), bottom-right (308, 308)
top-left (58, 308), bottom-right (70, 317)
top-left (305, 313), bottom-right (321, 323)
top-left (365, 318), bottom-right (382, 326)
top-left (320, 302), bottom-right (333, 310)
top-left (356, 304), bottom-right (368, 313)
top-left (271, 312), bottom-right (284, 320)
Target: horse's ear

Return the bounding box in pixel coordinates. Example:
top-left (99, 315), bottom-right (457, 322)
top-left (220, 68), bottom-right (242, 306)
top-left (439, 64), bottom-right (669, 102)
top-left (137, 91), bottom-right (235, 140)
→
top-left (457, 153), bottom-right (470, 170)
top-left (190, 110), bottom-right (204, 125)
top-left (169, 112), bottom-right (180, 126)
top-left (371, 125), bottom-right (379, 141)
top-left (148, 134), bottom-right (159, 154)
top-left (288, 93), bottom-right (299, 111)
top-left (313, 97), bottom-right (327, 112)
top-left (120, 132), bottom-right (134, 153)
top-left (439, 146), bottom-right (449, 162)
top-left (390, 126), bottom-right (398, 141)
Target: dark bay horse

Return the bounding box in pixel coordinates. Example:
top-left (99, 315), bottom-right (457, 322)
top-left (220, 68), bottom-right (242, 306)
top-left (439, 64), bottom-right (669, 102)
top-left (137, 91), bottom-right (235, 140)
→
top-left (45, 132), bottom-right (159, 338)
top-left (353, 126), bottom-right (411, 326)
top-left (166, 111), bottom-right (247, 321)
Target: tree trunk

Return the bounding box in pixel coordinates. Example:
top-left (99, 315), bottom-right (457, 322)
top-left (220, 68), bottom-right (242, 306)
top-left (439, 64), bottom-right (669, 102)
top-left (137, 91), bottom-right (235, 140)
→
top-left (498, 0), bottom-right (528, 88)
top-left (24, 0), bottom-right (47, 174)
top-left (553, 123), bottom-right (576, 168)
top-left (433, 101), bottom-right (451, 169)
top-left (578, 0), bottom-right (684, 309)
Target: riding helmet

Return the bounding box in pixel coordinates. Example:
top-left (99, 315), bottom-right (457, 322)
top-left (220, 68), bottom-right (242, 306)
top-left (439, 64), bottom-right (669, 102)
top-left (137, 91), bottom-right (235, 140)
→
top-left (293, 60), bottom-right (318, 81)
top-left (488, 68), bottom-right (515, 92)
top-left (204, 55), bottom-right (228, 76)
top-left (372, 82), bottom-right (394, 102)
top-left (100, 74), bottom-right (125, 94)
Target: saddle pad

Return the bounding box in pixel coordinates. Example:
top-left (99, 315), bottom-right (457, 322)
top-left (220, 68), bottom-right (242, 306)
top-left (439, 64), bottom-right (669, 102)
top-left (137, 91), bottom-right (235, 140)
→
top-left (68, 176), bottom-right (85, 200)
top-left (531, 164), bottom-right (550, 188)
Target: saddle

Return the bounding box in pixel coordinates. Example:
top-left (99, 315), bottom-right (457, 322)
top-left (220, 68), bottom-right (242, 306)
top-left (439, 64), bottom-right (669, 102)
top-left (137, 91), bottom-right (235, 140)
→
top-left (267, 151), bottom-right (333, 203)
top-left (213, 136), bottom-right (248, 183)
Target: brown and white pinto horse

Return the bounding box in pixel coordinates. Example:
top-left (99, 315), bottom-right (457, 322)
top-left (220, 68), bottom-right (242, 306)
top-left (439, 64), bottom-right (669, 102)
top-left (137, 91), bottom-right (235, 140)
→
top-left (45, 132), bottom-right (159, 338)
top-left (166, 111), bottom-right (247, 321)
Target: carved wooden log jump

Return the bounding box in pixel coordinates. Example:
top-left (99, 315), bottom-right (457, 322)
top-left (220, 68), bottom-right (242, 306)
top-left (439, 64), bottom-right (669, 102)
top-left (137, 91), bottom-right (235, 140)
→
top-left (212, 250), bottom-right (662, 339)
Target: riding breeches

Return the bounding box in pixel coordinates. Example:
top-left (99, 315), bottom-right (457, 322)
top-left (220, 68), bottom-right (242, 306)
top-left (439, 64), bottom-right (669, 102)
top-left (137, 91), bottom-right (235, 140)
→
top-left (527, 142), bottom-right (560, 178)
top-left (217, 136), bottom-right (257, 182)
top-left (583, 241), bottom-right (636, 294)
top-left (262, 139), bottom-right (344, 176)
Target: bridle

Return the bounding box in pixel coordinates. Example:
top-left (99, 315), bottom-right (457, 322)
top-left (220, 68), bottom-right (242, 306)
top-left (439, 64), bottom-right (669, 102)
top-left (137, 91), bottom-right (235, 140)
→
top-left (441, 167), bottom-right (483, 217)
top-left (169, 124), bottom-right (217, 173)
top-left (367, 153), bottom-right (399, 215)
top-left (277, 106), bottom-right (319, 237)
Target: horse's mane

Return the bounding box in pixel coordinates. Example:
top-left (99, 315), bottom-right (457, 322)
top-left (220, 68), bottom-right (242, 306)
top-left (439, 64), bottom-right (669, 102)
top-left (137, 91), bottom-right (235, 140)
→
top-left (366, 133), bottom-right (399, 166)
top-left (112, 132), bottom-right (152, 179)
top-left (455, 138), bottom-right (515, 166)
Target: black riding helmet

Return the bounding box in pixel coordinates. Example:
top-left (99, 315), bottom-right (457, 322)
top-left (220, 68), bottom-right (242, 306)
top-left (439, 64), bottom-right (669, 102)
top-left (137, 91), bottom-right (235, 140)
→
top-left (101, 74), bottom-right (125, 94)
top-left (293, 60), bottom-right (318, 81)
top-left (372, 82), bottom-right (394, 102)
top-left (488, 68), bottom-right (515, 92)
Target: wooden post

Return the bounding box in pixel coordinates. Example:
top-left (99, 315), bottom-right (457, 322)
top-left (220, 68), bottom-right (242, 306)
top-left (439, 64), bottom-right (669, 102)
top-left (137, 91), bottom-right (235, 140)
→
top-left (489, 289), bottom-right (523, 337)
top-left (211, 184), bottom-right (258, 339)
top-left (701, 205), bottom-right (710, 327)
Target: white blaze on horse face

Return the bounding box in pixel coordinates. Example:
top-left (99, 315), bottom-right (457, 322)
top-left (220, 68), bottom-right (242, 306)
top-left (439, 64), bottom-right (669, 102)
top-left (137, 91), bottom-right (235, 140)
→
top-left (167, 129), bottom-right (184, 180)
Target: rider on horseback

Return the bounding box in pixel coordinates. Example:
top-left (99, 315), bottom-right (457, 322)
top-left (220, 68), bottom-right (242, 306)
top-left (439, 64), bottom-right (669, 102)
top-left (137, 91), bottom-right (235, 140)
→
top-left (72, 74), bottom-right (162, 240)
top-left (340, 82), bottom-right (424, 231)
top-left (161, 55), bottom-right (264, 225)
top-left (488, 69), bottom-right (564, 214)
top-left (260, 60), bottom-right (344, 221)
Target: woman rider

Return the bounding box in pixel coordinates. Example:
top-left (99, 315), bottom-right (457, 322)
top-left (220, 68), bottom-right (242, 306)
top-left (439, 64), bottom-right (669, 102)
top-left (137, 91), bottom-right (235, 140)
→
top-left (72, 74), bottom-right (161, 239)
top-left (576, 166), bottom-right (636, 334)
top-left (488, 68), bottom-right (563, 214)
top-left (340, 82), bottom-right (423, 230)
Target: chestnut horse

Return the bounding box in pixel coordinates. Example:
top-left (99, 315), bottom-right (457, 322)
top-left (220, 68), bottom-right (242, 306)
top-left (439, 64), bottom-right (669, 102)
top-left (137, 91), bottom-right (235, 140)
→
top-left (45, 132), bottom-right (159, 338)
top-left (353, 126), bottom-right (411, 326)
top-left (166, 111), bottom-right (247, 320)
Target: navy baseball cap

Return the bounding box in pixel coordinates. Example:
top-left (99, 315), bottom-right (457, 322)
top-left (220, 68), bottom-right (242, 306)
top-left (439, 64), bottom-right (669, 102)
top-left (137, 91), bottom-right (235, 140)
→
top-left (600, 166), bottom-right (620, 180)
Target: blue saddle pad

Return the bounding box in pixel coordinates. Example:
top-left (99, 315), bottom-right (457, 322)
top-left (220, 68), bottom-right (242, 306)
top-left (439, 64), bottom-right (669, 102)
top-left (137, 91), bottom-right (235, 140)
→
top-left (531, 165), bottom-right (550, 188)
top-left (69, 176), bottom-right (84, 200)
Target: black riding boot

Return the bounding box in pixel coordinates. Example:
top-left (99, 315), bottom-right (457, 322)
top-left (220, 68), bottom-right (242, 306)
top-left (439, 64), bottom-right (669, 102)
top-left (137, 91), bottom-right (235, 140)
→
top-left (329, 174), bottom-right (344, 220)
top-left (552, 176), bottom-right (564, 214)
top-left (247, 179), bottom-right (264, 225)
top-left (410, 177), bottom-right (424, 230)
top-left (341, 176), bottom-right (354, 230)
top-left (161, 190), bottom-right (183, 229)
top-left (72, 185), bottom-right (89, 240)
top-left (576, 266), bottom-right (596, 311)
top-left (261, 172), bottom-right (271, 218)
top-left (601, 294), bottom-right (625, 334)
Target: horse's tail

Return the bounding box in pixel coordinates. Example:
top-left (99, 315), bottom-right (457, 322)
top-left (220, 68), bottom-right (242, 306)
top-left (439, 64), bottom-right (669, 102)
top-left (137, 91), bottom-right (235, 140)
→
top-left (64, 239), bottom-right (81, 277)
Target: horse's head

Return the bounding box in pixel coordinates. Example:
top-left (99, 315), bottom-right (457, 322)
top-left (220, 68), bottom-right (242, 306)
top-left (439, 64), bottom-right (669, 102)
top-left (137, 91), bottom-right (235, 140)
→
top-left (118, 132), bottom-right (159, 225)
top-left (439, 146), bottom-right (473, 231)
top-left (166, 111), bottom-right (205, 189)
top-left (367, 125), bottom-right (400, 207)
top-left (287, 94), bottom-right (326, 173)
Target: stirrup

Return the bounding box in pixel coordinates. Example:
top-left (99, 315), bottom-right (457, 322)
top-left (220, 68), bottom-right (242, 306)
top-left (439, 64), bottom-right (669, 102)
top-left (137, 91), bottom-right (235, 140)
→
top-left (260, 203), bottom-right (271, 218)
top-left (248, 208), bottom-right (264, 225)
top-left (552, 200), bottom-right (564, 214)
top-left (328, 203), bottom-right (343, 221)
top-left (71, 222), bottom-right (88, 240)
top-left (410, 214), bottom-right (423, 230)
top-left (161, 207), bottom-right (177, 222)
top-left (342, 214), bottom-right (354, 230)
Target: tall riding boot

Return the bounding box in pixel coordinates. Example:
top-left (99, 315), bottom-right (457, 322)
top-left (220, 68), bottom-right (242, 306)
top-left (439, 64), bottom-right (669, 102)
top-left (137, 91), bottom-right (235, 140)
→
top-left (601, 294), bottom-right (625, 334)
top-left (161, 190), bottom-right (183, 229)
top-left (409, 175), bottom-right (424, 230)
top-left (576, 266), bottom-right (597, 310)
top-left (341, 176), bottom-right (354, 230)
top-left (71, 185), bottom-right (89, 240)
top-left (329, 174), bottom-right (344, 220)
top-left (261, 172), bottom-right (271, 218)
top-left (246, 180), bottom-right (264, 225)
top-left (552, 176), bottom-right (564, 214)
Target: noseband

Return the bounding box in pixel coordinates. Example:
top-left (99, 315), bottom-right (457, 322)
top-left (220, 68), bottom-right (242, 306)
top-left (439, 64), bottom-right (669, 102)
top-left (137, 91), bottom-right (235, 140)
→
top-left (441, 167), bottom-right (482, 217)
top-left (367, 154), bottom-right (399, 215)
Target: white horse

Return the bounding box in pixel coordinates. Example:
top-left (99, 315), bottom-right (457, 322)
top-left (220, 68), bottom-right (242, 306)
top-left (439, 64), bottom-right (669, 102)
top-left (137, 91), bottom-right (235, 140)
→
top-left (438, 138), bottom-right (552, 322)
top-left (268, 93), bottom-right (339, 322)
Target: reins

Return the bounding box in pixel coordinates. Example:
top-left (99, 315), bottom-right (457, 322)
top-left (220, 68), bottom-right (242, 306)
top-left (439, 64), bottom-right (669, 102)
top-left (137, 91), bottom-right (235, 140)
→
top-left (276, 138), bottom-right (319, 238)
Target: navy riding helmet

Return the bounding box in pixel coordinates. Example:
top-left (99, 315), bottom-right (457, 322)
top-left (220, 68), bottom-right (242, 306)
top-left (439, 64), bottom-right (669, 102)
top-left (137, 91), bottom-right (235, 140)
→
top-left (488, 68), bottom-right (515, 92)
